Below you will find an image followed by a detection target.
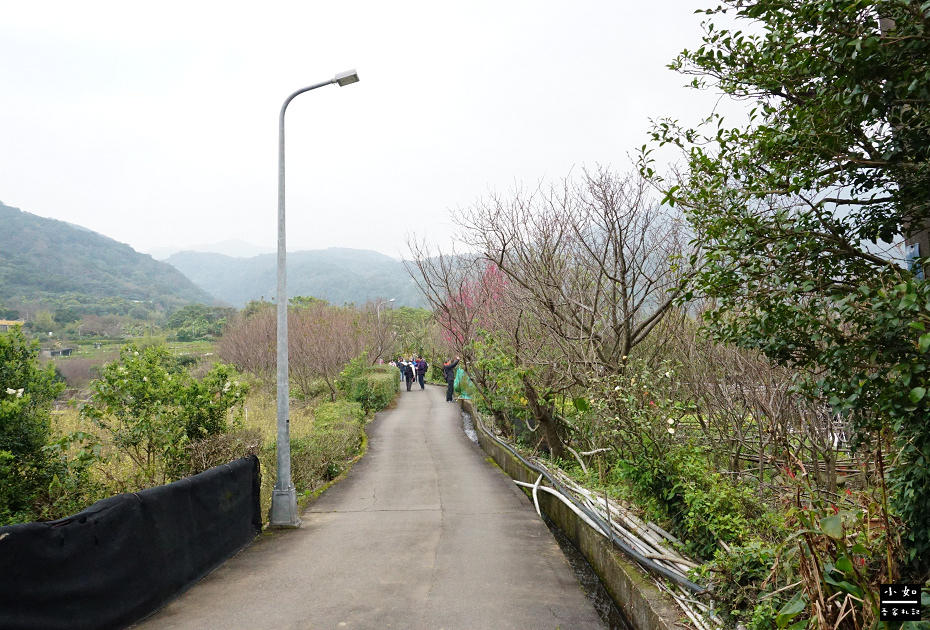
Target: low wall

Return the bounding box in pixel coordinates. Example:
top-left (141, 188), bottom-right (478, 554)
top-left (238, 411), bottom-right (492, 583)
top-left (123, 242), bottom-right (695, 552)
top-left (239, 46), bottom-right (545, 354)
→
top-left (463, 400), bottom-right (682, 630)
top-left (0, 455), bottom-right (262, 630)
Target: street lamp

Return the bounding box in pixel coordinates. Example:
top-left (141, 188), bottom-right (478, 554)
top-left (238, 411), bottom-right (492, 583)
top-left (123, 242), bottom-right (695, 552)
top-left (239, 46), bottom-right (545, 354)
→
top-left (376, 298), bottom-right (395, 323)
top-left (270, 69), bottom-right (360, 527)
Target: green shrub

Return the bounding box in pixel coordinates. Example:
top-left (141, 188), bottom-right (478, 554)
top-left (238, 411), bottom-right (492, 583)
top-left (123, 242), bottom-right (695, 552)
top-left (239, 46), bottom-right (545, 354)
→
top-left (672, 449), bottom-right (778, 554)
top-left (341, 367), bottom-right (398, 412)
top-left (268, 401), bottom-right (366, 496)
top-left (314, 400), bottom-right (365, 426)
top-left (701, 541), bottom-right (781, 629)
top-left (0, 327), bottom-right (67, 524)
top-left (615, 445), bottom-right (779, 559)
top-left (81, 344), bottom-right (248, 488)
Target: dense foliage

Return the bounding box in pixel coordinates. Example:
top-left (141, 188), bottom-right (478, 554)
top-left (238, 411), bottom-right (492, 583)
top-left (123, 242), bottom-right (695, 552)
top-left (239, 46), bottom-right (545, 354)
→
top-left (0, 327), bottom-right (84, 524)
top-left (0, 202), bottom-right (213, 311)
top-left (165, 304), bottom-right (236, 341)
top-left (338, 359), bottom-right (401, 412)
top-left (643, 0), bottom-right (930, 577)
top-left (81, 344), bottom-right (248, 488)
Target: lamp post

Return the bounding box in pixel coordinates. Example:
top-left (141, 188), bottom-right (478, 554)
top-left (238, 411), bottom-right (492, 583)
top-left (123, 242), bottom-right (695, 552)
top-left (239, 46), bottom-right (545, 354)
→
top-left (376, 298), bottom-right (395, 323)
top-left (270, 69), bottom-right (360, 527)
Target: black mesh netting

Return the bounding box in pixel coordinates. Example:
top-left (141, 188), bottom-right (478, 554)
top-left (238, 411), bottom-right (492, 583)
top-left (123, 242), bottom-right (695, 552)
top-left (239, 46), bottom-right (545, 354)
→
top-left (0, 455), bottom-right (262, 630)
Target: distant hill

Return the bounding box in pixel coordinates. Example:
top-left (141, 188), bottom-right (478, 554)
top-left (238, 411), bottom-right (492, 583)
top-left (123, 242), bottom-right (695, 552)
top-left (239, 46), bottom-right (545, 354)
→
top-left (0, 201), bottom-right (215, 310)
top-left (166, 248), bottom-right (427, 308)
top-left (147, 239), bottom-right (275, 260)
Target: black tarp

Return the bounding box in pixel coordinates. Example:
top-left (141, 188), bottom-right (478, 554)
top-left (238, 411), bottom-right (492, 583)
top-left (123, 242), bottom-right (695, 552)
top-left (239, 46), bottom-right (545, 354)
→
top-left (0, 455), bottom-right (262, 630)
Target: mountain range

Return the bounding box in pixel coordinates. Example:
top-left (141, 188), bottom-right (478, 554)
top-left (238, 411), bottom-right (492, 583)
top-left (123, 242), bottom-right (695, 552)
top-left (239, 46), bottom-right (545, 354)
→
top-left (0, 201), bottom-right (427, 313)
top-left (0, 201), bottom-right (213, 310)
top-left (146, 240), bottom-right (275, 260)
top-left (165, 248), bottom-right (426, 308)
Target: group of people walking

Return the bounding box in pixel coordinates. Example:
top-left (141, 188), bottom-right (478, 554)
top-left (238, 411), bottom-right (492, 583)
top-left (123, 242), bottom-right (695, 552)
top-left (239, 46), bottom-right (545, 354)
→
top-left (394, 357), bottom-right (428, 392)
top-left (391, 355), bottom-right (461, 401)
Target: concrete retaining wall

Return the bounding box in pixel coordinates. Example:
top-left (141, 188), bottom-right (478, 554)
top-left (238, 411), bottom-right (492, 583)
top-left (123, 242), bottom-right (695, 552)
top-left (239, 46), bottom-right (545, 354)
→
top-left (462, 400), bottom-right (684, 630)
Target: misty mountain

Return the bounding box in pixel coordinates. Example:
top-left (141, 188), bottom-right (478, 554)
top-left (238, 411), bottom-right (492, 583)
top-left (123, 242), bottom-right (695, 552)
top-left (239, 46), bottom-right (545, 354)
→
top-left (165, 248), bottom-right (427, 308)
top-left (0, 201), bottom-right (215, 310)
top-left (147, 239), bottom-right (275, 260)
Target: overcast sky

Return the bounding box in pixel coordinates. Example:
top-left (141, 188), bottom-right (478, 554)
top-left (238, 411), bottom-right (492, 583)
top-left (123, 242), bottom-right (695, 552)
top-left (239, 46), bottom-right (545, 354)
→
top-left (0, 1), bottom-right (738, 260)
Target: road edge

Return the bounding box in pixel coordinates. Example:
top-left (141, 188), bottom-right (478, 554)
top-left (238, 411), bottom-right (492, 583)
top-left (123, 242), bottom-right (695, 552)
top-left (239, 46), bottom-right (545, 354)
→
top-left (461, 398), bottom-right (685, 630)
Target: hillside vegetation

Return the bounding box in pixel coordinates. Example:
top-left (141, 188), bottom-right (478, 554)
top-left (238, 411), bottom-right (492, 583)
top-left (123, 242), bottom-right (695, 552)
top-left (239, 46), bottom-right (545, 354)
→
top-left (0, 201), bottom-right (214, 316)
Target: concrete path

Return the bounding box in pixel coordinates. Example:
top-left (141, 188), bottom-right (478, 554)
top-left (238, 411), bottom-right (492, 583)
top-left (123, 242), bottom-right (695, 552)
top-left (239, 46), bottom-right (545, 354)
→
top-left (135, 383), bottom-right (604, 630)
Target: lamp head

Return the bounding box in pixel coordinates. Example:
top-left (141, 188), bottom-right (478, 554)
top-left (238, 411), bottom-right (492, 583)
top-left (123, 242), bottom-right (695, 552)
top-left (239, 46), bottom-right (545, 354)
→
top-left (335, 69), bottom-right (360, 87)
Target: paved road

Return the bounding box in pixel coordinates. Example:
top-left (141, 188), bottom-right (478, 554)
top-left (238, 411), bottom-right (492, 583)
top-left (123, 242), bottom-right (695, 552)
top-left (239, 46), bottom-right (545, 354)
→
top-left (135, 383), bottom-right (604, 629)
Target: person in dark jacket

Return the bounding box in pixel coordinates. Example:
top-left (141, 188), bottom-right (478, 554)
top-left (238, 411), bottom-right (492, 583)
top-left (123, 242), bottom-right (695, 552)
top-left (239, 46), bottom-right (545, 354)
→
top-left (442, 357), bottom-right (460, 402)
top-left (404, 359), bottom-right (416, 391)
top-left (416, 357), bottom-right (428, 390)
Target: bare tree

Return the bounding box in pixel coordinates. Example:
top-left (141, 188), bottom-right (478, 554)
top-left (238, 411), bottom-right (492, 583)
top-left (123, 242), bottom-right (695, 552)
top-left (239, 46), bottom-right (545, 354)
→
top-left (289, 302), bottom-right (367, 401)
top-left (404, 243), bottom-right (490, 361)
top-left (454, 167), bottom-right (689, 379)
top-left (218, 301), bottom-right (369, 402)
top-left (359, 298), bottom-right (396, 364)
top-left (407, 168), bottom-right (688, 461)
top-left (216, 306), bottom-right (276, 383)
top-left (660, 316), bottom-right (852, 495)
top-left (405, 244), bottom-right (525, 438)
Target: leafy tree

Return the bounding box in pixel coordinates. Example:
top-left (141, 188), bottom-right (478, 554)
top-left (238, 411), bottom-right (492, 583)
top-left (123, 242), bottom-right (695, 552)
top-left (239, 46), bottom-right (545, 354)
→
top-left (53, 307), bottom-right (80, 325)
top-left (31, 310), bottom-right (57, 336)
top-left (165, 304), bottom-right (235, 341)
top-left (0, 300), bottom-right (20, 320)
top-left (241, 298), bottom-right (274, 319)
top-left (81, 344), bottom-right (247, 488)
top-left (386, 306), bottom-right (434, 360)
top-left (0, 327), bottom-right (65, 524)
top-left (644, 0), bottom-right (930, 573)
top-left (289, 295), bottom-right (329, 308)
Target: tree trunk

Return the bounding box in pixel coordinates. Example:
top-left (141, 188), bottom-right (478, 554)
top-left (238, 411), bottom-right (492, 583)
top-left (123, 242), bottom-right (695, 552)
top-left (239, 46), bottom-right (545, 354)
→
top-left (522, 376), bottom-right (565, 461)
top-left (536, 407), bottom-right (565, 462)
top-left (492, 410), bottom-right (512, 438)
top-left (523, 377), bottom-right (567, 459)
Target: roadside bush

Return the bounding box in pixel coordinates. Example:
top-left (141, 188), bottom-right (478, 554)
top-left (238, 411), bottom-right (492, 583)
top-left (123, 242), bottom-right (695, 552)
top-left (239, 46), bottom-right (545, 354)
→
top-left (314, 399), bottom-right (365, 426)
top-left (32, 430), bottom-right (105, 522)
top-left (672, 449), bottom-right (779, 556)
top-left (263, 400), bottom-right (366, 499)
top-left (339, 362), bottom-right (398, 412)
top-left (698, 541), bottom-right (782, 629)
top-left (615, 445), bottom-right (778, 559)
top-left (185, 428), bottom-right (262, 475)
top-left (0, 327), bottom-right (68, 524)
top-left (81, 344), bottom-right (248, 489)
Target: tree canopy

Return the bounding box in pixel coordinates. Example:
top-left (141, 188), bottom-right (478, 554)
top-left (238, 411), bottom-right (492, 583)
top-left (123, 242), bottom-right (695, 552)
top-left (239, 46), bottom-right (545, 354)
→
top-left (644, 0), bottom-right (930, 571)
